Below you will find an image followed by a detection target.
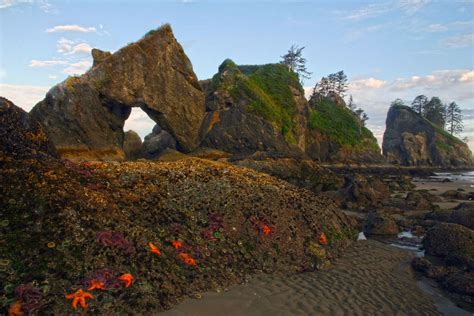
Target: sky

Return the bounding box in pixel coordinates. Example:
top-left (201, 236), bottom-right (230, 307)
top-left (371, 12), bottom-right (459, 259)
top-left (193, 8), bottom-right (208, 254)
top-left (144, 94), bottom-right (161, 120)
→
top-left (0, 0), bottom-right (473, 151)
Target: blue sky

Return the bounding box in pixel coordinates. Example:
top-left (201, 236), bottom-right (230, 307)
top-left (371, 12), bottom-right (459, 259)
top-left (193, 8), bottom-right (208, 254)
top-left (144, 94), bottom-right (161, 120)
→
top-left (1, 0), bottom-right (473, 149)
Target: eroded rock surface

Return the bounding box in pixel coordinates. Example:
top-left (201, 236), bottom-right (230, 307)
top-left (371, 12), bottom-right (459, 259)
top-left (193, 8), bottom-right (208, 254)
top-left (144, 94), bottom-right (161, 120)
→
top-left (382, 105), bottom-right (472, 167)
top-left (31, 24), bottom-right (205, 160)
top-left (0, 97), bottom-right (57, 161)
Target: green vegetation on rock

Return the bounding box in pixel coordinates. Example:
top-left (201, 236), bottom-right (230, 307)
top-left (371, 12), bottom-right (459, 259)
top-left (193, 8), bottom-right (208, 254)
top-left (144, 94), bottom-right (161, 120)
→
top-left (212, 60), bottom-right (302, 141)
top-left (308, 98), bottom-right (378, 150)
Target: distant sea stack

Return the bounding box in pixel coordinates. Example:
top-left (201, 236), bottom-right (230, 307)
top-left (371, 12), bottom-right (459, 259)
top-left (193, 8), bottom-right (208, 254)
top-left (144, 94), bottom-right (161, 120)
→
top-left (30, 24), bottom-right (205, 161)
top-left (382, 105), bottom-right (473, 167)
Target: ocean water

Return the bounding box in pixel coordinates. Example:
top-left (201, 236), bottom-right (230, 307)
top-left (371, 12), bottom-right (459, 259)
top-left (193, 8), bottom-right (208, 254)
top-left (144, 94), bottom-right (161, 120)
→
top-left (431, 170), bottom-right (474, 183)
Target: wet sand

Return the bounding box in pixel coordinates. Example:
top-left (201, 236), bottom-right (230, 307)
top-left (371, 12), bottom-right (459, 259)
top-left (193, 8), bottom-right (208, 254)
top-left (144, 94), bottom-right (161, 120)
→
top-left (413, 175), bottom-right (473, 210)
top-left (161, 240), bottom-right (450, 316)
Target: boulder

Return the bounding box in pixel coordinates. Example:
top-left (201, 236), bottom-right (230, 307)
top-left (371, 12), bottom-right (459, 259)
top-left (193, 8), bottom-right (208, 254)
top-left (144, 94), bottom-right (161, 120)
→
top-left (449, 203), bottom-right (474, 229)
top-left (123, 130), bottom-right (142, 160)
top-left (364, 211), bottom-right (399, 236)
top-left (141, 124), bottom-right (177, 159)
top-left (31, 24), bottom-right (205, 160)
top-left (382, 105), bottom-right (473, 167)
top-left (0, 97), bottom-right (58, 161)
top-left (423, 223), bottom-right (474, 268)
top-left (340, 174), bottom-right (390, 209)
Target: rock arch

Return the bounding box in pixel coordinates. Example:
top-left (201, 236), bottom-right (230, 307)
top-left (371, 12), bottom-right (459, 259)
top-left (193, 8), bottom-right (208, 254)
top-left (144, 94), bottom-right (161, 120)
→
top-left (31, 24), bottom-right (205, 160)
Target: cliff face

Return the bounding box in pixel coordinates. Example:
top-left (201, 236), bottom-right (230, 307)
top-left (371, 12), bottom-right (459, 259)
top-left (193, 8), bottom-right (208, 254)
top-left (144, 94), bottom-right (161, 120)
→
top-left (31, 24), bottom-right (204, 160)
top-left (199, 59), bottom-right (382, 162)
top-left (382, 105), bottom-right (473, 167)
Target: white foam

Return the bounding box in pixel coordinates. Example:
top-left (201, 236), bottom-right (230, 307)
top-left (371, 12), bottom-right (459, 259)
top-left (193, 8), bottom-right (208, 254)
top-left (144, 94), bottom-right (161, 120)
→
top-left (357, 232), bottom-right (367, 241)
top-left (398, 231), bottom-right (414, 239)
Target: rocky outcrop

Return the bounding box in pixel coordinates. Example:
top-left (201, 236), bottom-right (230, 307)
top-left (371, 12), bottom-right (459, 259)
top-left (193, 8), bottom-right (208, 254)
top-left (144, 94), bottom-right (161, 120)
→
top-left (123, 130), bottom-right (142, 160)
top-left (31, 24), bottom-right (205, 160)
top-left (305, 94), bottom-right (383, 163)
top-left (199, 59), bottom-right (382, 162)
top-left (0, 97), bottom-right (57, 161)
top-left (423, 223), bottom-right (474, 268)
top-left (364, 211), bottom-right (399, 236)
top-left (382, 105), bottom-right (473, 167)
top-left (199, 60), bottom-right (304, 158)
top-left (141, 124), bottom-right (177, 159)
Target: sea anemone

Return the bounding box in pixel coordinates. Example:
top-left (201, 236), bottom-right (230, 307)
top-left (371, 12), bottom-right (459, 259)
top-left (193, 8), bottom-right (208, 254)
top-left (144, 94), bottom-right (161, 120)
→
top-left (14, 284), bottom-right (43, 315)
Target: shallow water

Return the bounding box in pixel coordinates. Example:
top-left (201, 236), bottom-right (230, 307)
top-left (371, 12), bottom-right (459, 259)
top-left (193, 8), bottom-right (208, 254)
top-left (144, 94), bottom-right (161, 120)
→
top-left (431, 170), bottom-right (474, 184)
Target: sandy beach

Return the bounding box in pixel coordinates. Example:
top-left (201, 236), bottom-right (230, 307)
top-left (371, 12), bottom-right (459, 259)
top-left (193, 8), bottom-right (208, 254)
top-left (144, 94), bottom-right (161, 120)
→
top-left (161, 240), bottom-right (468, 316)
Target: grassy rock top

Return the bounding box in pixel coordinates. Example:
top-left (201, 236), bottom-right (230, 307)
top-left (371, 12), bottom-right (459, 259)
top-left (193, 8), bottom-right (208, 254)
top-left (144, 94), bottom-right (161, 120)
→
top-left (209, 59), bottom-right (302, 141)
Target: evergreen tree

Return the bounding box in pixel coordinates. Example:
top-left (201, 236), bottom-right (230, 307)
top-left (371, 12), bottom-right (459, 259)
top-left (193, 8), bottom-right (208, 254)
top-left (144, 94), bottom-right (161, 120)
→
top-left (411, 95), bottom-right (428, 114)
top-left (424, 97), bottom-right (446, 128)
top-left (335, 70), bottom-right (348, 98)
top-left (390, 98), bottom-right (405, 107)
top-left (445, 101), bottom-right (463, 135)
top-left (355, 108), bottom-right (369, 135)
top-left (311, 71), bottom-right (348, 98)
top-left (280, 45), bottom-right (312, 83)
top-left (347, 95), bottom-right (357, 111)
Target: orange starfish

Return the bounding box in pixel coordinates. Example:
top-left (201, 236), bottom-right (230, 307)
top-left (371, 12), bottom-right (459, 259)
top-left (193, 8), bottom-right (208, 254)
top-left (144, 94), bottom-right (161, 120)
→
top-left (118, 273), bottom-right (134, 288)
top-left (148, 242), bottom-right (162, 256)
top-left (171, 240), bottom-right (183, 249)
top-left (179, 252), bottom-right (197, 266)
top-left (8, 300), bottom-right (23, 316)
top-left (65, 289), bottom-right (93, 309)
top-left (319, 232), bottom-right (328, 245)
top-left (262, 224), bottom-right (271, 236)
top-left (87, 279), bottom-right (105, 291)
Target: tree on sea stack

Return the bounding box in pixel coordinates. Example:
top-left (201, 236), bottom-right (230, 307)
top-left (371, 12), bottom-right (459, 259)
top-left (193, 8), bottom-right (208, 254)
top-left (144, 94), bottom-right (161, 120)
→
top-left (445, 101), bottom-right (463, 135)
top-left (390, 98), bottom-right (406, 107)
top-left (424, 97), bottom-right (446, 128)
top-left (311, 71), bottom-right (348, 98)
top-left (347, 95), bottom-right (357, 111)
top-left (411, 95), bottom-right (428, 114)
top-left (280, 44), bottom-right (312, 83)
top-left (355, 107), bottom-right (369, 135)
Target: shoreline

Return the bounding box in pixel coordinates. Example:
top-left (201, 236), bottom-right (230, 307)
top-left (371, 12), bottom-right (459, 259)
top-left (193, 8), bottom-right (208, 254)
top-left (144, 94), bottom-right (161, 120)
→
top-left (160, 240), bottom-right (469, 316)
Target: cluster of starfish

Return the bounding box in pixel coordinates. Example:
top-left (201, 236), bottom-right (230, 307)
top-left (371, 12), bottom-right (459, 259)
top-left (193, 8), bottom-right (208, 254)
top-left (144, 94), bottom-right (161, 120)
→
top-left (65, 273), bottom-right (134, 309)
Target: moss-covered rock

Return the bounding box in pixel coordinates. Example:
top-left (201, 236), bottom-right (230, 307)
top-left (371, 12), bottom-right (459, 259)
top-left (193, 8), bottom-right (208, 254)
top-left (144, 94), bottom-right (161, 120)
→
top-left (306, 95), bottom-right (382, 162)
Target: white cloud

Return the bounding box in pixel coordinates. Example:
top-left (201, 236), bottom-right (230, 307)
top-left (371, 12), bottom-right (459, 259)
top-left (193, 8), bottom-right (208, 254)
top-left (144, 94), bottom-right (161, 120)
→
top-left (343, 3), bottom-right (391, 21)
top-left (350, 78), bottom-right (387, 90)
top-left (390, 69), bottom-right (474, 91)
top-left (0, 0), bottom-right (56, 13)
top-left (342, 0), bottom-right (430, 21)
top-left (56, 38), bottom-right (92, 55)
top-left (63, 60), bottom-right (92, 75)
top-left (70, 43), bottom-right (92, 55)
top-left (48, 75), bottom-right (57, 79)
top-left (123, 108), bottom-right (156, 140)
top-left (29, 59), bottom-right (67, 67)
top-left (460, 70), bottom-right (474, 82)
top-left (426, 23), bottom-right (448, 32)
top-left (0, 83), bottom-right (49, 111)
top-left (56, 37), bottom-right (74, 54)
top-left (397, 0), bottom-right (431, 15)
top-left (46, 24), bottom-right (97, 33)
top-left (442, 32), bottom-right (474, 48)
top-left (0, 0), bottom-right (32, 9)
